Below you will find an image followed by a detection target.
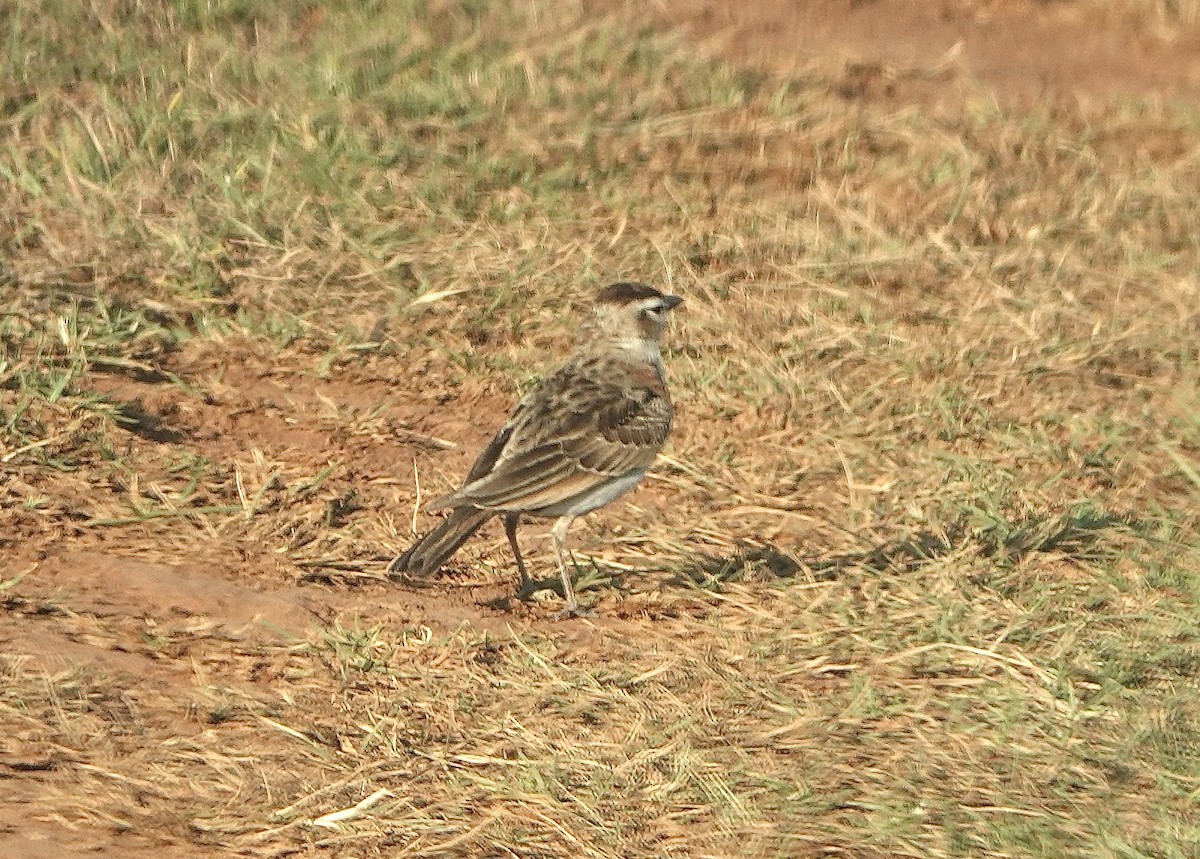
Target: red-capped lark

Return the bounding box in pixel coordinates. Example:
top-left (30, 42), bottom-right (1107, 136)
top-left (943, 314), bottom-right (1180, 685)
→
top-left (389, 282), bottom-right (682, 616)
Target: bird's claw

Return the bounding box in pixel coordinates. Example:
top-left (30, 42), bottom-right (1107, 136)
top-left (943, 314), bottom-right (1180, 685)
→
top-left (553, 601), bottom-right (594, 620)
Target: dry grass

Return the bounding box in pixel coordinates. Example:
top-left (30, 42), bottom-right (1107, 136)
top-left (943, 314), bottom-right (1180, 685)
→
top-left (3, 0), bottom-right (1200, 856)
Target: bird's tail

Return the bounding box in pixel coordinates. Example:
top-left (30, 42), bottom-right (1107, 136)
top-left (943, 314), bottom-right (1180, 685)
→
top-left (389, 507), bottom-right (492, 576)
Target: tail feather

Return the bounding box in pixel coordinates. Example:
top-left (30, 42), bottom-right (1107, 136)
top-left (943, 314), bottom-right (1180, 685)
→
top-left (389, 507), bottom-right (492, 576)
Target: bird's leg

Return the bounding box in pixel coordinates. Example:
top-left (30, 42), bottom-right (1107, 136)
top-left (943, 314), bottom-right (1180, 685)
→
top-left (504, 512), bottom-right (532, 595)
top-left (550, 515), bottom-right (585, 616)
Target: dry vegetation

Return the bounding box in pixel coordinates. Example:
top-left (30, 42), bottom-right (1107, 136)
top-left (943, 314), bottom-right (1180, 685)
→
top-left (3, 0), bottom-right (1200, 856)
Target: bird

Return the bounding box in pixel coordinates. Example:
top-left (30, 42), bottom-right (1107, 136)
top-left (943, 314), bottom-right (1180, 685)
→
top-left (389, 282), bottom-right (683, 615)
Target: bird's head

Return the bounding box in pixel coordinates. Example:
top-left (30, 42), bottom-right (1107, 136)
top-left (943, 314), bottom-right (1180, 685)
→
top-left (585, 282), bottom-right (683, 356)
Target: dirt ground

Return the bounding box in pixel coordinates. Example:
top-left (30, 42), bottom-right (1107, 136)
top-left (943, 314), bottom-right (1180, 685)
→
top-left (595, 0), bottom-right (1200, 105)
top-left (4, 1), bottom-right (1199, 856)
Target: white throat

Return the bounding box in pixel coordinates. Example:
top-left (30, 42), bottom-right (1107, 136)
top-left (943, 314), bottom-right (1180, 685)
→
top-left (613, 335), bottom-right (663, 368)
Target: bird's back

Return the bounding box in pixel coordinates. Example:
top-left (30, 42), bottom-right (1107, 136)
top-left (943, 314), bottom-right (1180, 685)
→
top-left (431, 350), bottom-right (672, 516)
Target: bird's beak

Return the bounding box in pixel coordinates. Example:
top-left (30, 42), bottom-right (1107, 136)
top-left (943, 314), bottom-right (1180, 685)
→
top-left (663, 295), bottom-right (684, 311)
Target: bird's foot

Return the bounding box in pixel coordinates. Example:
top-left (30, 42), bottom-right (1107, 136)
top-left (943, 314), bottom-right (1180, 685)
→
top-left (516, 578), bottom-right (543, 601)
top-left (517, 582), bottom-right (593, 617)
top-left (553, 599), bottom-right (594, 620)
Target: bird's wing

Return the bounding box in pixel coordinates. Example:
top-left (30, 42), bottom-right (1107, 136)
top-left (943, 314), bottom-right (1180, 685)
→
top-left (434, 357), bottom-right (672, 514)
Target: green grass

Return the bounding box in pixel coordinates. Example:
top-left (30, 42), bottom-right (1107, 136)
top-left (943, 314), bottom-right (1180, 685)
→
top-left (3, 0), bottom-right (1200, 857)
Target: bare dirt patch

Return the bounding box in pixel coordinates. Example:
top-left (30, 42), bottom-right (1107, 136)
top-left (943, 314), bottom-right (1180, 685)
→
top-left (0, 824), bottom-right (197, 859)
top-left (595, 0), bottom-right (1200, 105)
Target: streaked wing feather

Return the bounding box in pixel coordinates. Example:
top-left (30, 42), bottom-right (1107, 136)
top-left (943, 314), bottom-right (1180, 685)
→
top-left (464, 423), bottom-right (513, 483)
top-left (465, 453), bottom-right (578, 507)
top-left (470, 467), bottom-right (609, 513)
top-left (448, 357), bottom-right (672, 513)
top-left (429, 422), bottom-right (515, 511)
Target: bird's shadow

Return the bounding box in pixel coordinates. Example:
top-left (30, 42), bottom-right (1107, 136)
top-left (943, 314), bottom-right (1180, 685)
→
top-left (411, 506), bottom-right (1138, 611)
top-left (674, 507), bottom-right (1138, 589)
